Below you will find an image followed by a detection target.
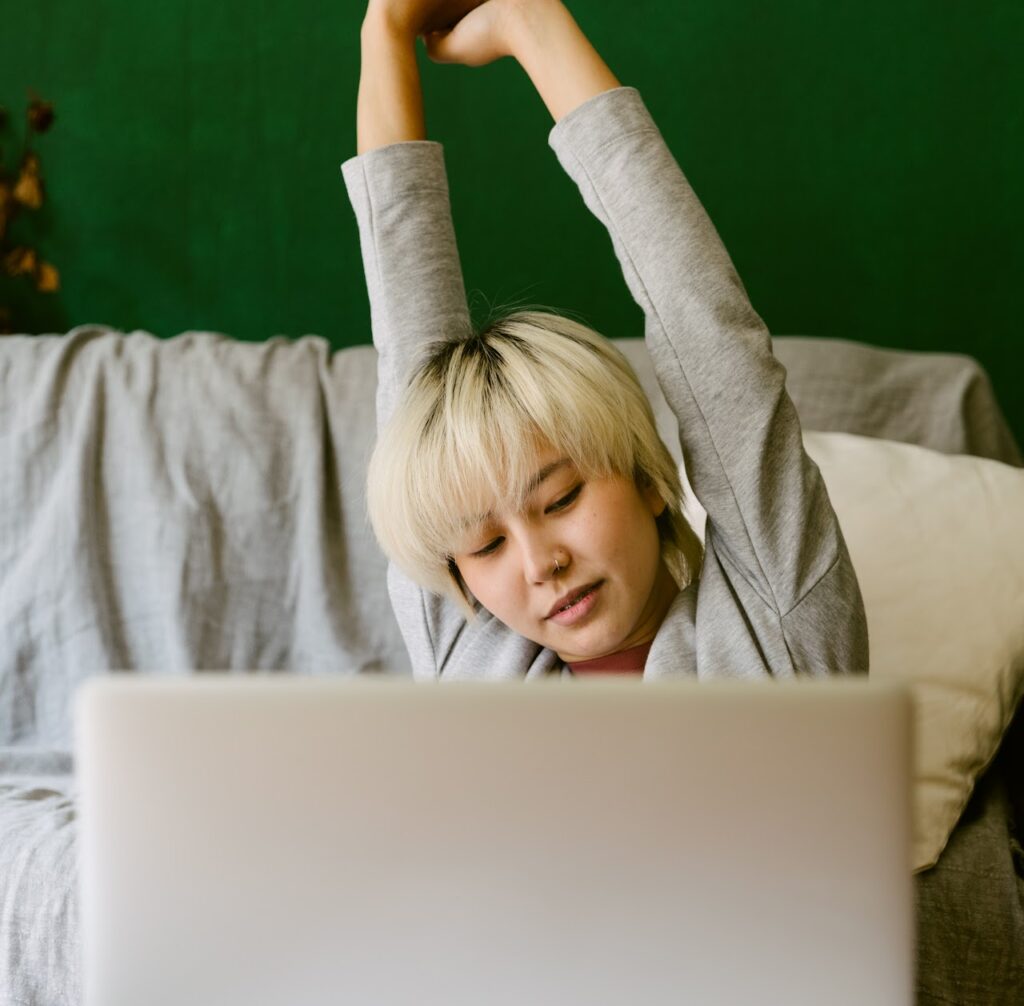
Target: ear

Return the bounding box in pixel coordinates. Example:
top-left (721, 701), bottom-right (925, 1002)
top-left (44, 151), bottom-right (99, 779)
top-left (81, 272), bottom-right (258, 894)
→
top-left (641, 480), bottom-right (667, 518)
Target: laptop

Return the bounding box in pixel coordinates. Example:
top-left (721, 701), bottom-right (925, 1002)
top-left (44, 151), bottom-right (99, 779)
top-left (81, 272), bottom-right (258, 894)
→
top-left (74, 675), bottom-right (914, 1006)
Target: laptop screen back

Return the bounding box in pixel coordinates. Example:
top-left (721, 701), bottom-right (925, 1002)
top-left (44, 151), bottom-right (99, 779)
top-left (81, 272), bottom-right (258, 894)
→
top-left (75, 676), bottom-right (913, 1006)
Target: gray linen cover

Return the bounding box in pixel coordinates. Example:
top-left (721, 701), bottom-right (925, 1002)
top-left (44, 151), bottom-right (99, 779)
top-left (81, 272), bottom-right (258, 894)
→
top-left (1, 324), bottom-right (1021, 1004)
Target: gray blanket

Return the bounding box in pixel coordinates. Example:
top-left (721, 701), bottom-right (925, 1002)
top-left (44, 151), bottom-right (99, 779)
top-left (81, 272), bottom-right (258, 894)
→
top-left (1, 325), bottom-right (1020, 1004)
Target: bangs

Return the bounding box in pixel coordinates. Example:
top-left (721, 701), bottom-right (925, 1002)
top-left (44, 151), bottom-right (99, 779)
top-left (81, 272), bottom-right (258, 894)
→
top-left (406, 324), bottom-right (641, 558)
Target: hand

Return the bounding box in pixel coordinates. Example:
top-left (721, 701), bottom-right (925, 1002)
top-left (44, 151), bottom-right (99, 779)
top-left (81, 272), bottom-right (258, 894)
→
top-left (422, 0), bottom-right (530, 67)
top-left (363, 0), bottom-right (490, 38)
top-left (435, 0), bottom-right (618, 123)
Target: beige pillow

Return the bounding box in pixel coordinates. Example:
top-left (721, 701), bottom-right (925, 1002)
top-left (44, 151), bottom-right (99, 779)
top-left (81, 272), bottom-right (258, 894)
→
top-left (800, 431), bottom-right (1024, 871)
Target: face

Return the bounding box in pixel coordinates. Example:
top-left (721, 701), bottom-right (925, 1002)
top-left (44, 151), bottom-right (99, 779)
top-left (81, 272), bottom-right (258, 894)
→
top-left (450, 443), bottom-right (680, 663)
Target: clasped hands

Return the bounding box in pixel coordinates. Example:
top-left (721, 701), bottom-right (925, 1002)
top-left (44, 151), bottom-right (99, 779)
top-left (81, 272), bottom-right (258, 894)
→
top-left (364, 0), bottom-right (559, 67)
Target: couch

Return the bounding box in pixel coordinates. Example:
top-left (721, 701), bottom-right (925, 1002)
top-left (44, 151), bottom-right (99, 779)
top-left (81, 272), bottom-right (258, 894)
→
top-left (1, 324), bottom-right (1022, 1004)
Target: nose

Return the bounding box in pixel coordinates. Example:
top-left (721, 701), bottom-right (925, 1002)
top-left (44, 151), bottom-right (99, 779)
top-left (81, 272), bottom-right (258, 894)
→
top-left (518, 529), bottom-right (566, 585)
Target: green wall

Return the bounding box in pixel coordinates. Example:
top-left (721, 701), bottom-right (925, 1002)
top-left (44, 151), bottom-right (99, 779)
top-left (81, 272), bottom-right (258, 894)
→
top-left (3, 1), bottom-right (1022, 444)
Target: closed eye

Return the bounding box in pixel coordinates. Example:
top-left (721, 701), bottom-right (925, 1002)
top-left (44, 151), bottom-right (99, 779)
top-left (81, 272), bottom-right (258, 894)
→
top-left (473, 537), bottom-right (503, 557)
top-left (547, 484), bottom-right (583, 513)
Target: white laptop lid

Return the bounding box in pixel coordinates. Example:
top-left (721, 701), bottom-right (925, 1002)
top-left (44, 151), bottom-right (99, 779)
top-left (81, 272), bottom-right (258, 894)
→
top-left (75, 675), bottom-right (913, 1006)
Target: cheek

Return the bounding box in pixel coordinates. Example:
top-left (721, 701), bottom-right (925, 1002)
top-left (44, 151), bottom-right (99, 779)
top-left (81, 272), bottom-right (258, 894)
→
top-left (587, 493), bottom-right (662, 572)
top-left (460, 559), bottom-right (520, 616)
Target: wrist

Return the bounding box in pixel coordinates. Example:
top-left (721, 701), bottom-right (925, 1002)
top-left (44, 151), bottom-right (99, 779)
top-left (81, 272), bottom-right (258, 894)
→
top-left (360, 7), bottom-right (419, 46)
top-left (505, 0), bottom-right (621, 123)
top-left (356, 10), bottom-right (426, 154)
top-left (504, 0), bottom-right (570, 62)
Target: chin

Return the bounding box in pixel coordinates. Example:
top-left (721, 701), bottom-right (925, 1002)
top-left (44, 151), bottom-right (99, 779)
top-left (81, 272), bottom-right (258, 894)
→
top-left (555, 628), bottom-right (628, 663)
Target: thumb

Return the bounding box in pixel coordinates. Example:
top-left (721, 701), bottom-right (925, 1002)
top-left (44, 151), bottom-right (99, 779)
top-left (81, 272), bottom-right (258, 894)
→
top-left (422, 13), bottom-right (503, 68)
top-left (423, 28), bottom-right (459, 64)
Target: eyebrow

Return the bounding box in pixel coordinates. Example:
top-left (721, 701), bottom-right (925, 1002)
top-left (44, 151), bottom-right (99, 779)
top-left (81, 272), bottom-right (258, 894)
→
top-left (468, 458), bottom-right (572, 531)
top-left (524, 458), bottom-right (572, 497)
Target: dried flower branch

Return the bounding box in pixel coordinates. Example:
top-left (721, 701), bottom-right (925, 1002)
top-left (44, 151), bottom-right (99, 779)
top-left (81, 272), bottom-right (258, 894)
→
top-left (0, 89), bottom-right (60, 333)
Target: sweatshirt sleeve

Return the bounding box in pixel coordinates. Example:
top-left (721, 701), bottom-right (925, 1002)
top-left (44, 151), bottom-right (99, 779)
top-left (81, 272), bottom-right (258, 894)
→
top-left (548, 86), bottom-right (868, 664)
top-left (341, 142), bottom-right (473, 432)
top-left (341, 142), bottom-right (473, 679)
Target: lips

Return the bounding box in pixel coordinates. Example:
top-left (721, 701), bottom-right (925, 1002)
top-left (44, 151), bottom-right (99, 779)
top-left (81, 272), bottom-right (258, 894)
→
top-left (545, 581), bottom-right (602, 620)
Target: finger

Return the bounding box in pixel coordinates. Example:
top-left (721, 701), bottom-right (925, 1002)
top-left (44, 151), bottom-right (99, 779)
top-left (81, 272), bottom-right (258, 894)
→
top-left (423, 28), bottom-right (456, 63)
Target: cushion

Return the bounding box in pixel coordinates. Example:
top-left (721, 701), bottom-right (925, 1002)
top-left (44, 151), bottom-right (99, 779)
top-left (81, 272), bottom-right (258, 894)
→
top-left (800, 431), bottom-right (1024, 871)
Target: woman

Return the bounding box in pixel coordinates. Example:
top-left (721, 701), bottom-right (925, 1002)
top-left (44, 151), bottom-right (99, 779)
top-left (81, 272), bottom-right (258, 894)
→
top-left (342, 0), bottom-right (869, 679)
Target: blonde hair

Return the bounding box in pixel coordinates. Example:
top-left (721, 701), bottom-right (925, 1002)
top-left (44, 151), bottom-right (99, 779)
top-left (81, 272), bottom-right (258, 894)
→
top-left (366, 310), bottom-right (703, 620)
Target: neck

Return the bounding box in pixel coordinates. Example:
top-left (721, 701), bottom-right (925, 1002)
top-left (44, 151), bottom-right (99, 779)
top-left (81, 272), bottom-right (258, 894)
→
top-left (629, 559), bottom-right (680, 648)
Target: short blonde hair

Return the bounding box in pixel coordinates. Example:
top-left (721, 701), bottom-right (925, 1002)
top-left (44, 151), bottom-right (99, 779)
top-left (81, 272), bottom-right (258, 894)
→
top-left (366, 310), bottom-right (703, 620)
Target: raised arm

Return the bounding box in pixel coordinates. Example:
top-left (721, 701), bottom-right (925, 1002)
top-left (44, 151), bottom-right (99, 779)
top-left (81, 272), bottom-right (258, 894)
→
top-left (344, 1), bottom-right (482, 430)
top-left (344, 1), bottom-right (553, 680)
top-left (428, 0), bottom-right (868, 670)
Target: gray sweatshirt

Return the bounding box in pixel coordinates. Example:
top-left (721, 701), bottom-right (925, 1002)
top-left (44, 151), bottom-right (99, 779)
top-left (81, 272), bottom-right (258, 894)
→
top-left (341, 85), bottom-right (869, 681)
